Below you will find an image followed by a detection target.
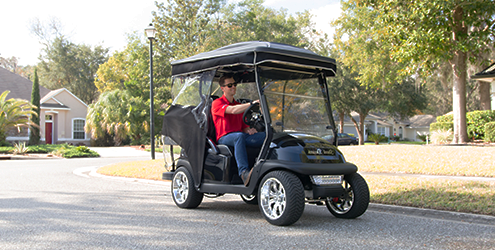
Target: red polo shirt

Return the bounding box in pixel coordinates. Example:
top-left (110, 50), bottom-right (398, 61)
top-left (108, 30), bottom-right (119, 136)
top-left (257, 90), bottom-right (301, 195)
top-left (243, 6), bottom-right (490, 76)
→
top-left (211, 95), bottom-right (248, 141)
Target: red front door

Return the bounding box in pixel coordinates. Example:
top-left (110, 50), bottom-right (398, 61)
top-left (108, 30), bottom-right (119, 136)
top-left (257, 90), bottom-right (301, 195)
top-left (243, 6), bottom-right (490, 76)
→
top-left (45, 122), bottom-right (52, 144)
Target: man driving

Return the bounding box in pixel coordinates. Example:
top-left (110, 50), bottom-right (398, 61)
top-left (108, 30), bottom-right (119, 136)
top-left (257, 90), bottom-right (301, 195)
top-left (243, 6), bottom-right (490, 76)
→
top-left (211, 75), bottom-right (266, 186)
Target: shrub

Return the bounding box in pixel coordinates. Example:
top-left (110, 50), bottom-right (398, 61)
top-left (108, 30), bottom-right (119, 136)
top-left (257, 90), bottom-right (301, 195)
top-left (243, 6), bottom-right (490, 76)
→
top-left (417, 134), bottom-right (428, 142)
top-left (436, 114), bottom-right (453, 123)
top-left (466, 110), bottom-right (495, 140)
top-left (60, 146), bottom-right (100, 158)
top-left (13, 142), bottom-right (28, 155)
top-left (485, 122), bottom-right (495, 143)
top-left (430, 129), bottom-right (453, 144)
top-left (368, 133), bottom-right (388, 145)
top-left (430, 122), bottom-right (453, 133)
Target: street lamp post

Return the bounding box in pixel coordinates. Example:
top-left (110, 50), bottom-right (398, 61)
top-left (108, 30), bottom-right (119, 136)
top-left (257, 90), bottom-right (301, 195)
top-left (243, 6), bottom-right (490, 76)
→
top-left (145, 23), bottom-right (157, 159)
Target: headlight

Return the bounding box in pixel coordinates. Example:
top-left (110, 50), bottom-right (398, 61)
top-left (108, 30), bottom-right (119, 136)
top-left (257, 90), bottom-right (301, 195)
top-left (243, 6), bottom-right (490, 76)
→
top-left (310, 175), bottom-right (343, 185)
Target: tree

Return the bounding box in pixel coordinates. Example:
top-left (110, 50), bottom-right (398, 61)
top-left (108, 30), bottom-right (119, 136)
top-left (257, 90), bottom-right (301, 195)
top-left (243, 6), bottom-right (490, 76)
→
top-left (0, 91), bottom-right (37, 143)
top-left (85, 89), bottom-right (148, 146)
top-left (153, 0), bottom-right (224, 61)
top-left (28, 69), bottom-right (41, 145)
top-left (359, 0), bottom-right (495, 143)
top-left (31, 19), bottom-right (109, 104)
top-left (92, 34), bottom-right (170, 145)
top-left (216, 0), bottom-right (314, 48)
top-left (37, 37), bottom-right (109, 104)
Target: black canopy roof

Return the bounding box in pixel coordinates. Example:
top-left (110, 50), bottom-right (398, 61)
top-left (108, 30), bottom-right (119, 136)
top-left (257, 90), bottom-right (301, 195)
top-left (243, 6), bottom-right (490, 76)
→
top-left (171, 41), bottom-right (337, 76)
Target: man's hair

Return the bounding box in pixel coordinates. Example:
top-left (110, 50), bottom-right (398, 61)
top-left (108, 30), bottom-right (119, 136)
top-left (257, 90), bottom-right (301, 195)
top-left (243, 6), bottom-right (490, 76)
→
top-left (219, 75), bottom-right (234, 86)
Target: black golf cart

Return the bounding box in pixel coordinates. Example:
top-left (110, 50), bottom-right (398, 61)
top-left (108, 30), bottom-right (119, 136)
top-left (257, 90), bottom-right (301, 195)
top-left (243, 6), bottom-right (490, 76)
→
top-left (161, 41), bottom-right (369, 226)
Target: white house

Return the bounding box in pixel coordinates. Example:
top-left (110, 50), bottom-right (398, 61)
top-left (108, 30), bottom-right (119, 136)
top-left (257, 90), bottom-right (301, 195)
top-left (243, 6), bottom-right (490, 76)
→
top-left (0, 68), bottom-right (90, 145)
top-left (336, 112), bottom-right (436, 142)
top-left (472, 62), bottom-right (495, 110)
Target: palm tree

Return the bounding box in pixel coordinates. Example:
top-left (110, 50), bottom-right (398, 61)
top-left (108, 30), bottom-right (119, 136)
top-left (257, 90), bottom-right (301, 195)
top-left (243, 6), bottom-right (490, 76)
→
top-left (0, 91), bottom-right (38, 143)
top-left (85, 89), bottom-right (149, 146)
top-left (368, 133), bottom-right (388, 145)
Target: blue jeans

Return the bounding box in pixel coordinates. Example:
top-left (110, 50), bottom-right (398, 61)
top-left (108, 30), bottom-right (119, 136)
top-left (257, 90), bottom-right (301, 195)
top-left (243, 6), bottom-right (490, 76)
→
top-left (218, 132), bottom-right (266, 176)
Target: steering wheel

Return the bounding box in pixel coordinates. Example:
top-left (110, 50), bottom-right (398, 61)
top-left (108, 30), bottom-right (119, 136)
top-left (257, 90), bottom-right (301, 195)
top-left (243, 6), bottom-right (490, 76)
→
top-left (242, 102), bottom-right (265, 132)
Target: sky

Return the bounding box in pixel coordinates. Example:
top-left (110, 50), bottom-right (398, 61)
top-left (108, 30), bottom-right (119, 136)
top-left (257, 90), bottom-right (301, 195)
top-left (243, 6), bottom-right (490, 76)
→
top-left (0, 0), bottom-right (341, 66)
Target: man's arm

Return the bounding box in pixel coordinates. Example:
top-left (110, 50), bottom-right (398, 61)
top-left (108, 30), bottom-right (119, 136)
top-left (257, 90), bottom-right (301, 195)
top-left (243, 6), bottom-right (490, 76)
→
top-left (225, 100), bottom-right (259, 114)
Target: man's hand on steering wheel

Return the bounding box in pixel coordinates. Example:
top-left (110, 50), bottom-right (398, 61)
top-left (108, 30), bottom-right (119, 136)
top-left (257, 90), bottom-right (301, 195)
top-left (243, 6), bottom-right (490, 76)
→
top-left (242, 101), bottom-right (265, 132)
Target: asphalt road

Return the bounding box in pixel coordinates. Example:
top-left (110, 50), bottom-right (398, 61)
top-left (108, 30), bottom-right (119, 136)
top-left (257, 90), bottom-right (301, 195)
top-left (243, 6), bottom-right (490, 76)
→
top-left (1, 149), bottom-right (495, 249)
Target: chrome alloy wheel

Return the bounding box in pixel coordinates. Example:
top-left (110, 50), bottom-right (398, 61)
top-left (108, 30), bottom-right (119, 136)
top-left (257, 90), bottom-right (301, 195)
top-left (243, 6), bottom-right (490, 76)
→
top-left (260, 177), bottom-right (286, 220)
top-left (326, 179), bottom-right (354, 214)
top-left (172, 171), bottom-right (189, 204)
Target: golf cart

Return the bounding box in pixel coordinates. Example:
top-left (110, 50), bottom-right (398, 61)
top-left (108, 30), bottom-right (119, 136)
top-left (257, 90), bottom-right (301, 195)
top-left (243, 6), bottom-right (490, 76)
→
top-left (161, 41), bottom-right (369, 226)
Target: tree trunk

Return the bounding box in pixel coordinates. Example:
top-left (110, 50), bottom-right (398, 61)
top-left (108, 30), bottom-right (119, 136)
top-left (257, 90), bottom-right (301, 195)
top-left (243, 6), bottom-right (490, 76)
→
top-left (339, 111), bottom-right (345, 133)
top-left (349, 112), bottom-right (367, 145)
top-left (451, 6), bottom-right (469, 144)
top-left (479, 82), bottom-right (492, 110)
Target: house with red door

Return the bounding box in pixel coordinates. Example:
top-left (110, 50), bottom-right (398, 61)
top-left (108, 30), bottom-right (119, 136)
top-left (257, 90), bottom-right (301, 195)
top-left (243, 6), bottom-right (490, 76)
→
top-left (0, 67), bottom-right (90, 145)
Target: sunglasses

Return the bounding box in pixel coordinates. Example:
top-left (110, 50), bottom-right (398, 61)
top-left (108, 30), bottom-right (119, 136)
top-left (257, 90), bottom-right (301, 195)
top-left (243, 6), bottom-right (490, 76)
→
top-left (223, 83), bottom-right (237, 88)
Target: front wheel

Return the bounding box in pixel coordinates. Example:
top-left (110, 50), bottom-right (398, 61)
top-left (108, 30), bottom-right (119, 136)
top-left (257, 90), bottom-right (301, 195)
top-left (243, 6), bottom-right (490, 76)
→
top-left (240, 194), bottom-right (258, 205)
top-left (171, 167), bottom-right (204, 208)
top-left (325, 173), bottom-right (369, 219)
top-left (258, 171), bottom-right (305, 226)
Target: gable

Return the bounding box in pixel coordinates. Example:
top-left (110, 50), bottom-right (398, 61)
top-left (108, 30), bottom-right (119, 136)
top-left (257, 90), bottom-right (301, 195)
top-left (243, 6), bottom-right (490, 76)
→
top-left (0, 67), bottom-right (51, 100)
top-left (41, 88), bottom-right (87, 109)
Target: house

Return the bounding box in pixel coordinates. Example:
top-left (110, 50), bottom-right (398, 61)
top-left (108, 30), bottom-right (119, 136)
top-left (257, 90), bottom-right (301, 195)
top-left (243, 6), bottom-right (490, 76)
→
top-left (471, 62), bottom-right (495, 110)
top-left (335, 112), bottom-right (436, 142)
top-left (0, 67), bottom-right (90, 145)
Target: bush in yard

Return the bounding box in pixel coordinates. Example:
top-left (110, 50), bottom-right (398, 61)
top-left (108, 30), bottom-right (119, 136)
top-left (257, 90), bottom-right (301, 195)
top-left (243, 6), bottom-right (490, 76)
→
top-left (466, 110), bottom-right (495, 140)
top-left (430, 122), bottom-right (453, 133)
top-left (430, 129), bottom-right (453, 144)
top-left (53, 144), bottom-right (100, 158)
top-left (485, 122), bottom-right (495, 143)
top-left (368, 133), bottom-right (388, 145)
top-left (436, 114), bottom-right (453, 123)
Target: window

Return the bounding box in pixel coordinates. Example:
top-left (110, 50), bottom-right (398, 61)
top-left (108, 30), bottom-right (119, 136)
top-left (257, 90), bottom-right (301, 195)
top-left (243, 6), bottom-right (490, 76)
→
top-left (377, 127), bottom-right (386, 136)
top-left (73, 119), bottom-right (85, 139)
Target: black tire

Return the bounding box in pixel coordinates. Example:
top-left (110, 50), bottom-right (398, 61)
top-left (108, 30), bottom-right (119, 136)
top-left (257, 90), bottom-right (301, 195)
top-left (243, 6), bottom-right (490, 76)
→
top-left (258, 171), bottom-right (305, 226)
top-left (240, 194), bottom-right (258, 205)
top-left (171, 167), bottom-right (203, 208)
top-left (325, 173), bottom-right (369, 219)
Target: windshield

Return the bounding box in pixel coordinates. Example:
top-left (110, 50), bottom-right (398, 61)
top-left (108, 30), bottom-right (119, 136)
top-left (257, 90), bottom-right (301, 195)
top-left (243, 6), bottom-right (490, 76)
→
top-left (260, 69), bottom-right (335, 138)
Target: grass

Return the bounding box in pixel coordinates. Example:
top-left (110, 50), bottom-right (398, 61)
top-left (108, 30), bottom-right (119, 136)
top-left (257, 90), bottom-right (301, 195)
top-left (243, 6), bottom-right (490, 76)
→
top-left (339, 145), bottom-right (495, 177)
top-left (97, 144), bottom-right (495, 216)
top-left (97, 160), bottom-right (165, 180)
top-left (366, 175), bottom-right (495, 215)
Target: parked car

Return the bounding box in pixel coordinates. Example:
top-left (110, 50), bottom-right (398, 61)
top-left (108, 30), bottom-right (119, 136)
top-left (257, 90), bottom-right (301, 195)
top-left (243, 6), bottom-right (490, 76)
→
top-left (337, 133), bottom-right (358, 145)
top-left (161, 41), bottom-right (369, 226)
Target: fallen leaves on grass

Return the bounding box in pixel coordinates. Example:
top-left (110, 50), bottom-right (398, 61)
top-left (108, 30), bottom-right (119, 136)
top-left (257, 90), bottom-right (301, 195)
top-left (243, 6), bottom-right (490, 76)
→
top-left (340, 145), bottom-right (495, 177)
top-left (97, 160), bottom-right (166, 181)
top-left (366, 175), bottom-right (495, 216)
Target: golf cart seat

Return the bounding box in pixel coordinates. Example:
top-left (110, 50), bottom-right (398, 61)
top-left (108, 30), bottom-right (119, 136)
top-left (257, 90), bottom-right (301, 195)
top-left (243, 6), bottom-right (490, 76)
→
top-left (204, 95), bottom-right (260, 184)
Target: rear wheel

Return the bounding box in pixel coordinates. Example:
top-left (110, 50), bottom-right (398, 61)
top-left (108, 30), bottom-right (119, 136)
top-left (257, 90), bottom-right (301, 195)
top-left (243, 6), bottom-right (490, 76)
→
top-left (325, 173), bottom-right (369, 218)
top-left (240, 194), bottom-right (258, 205)
top-left (171, 167), bottom-right (203, 208)
top-left (258, 171), bottom-right (305, 226)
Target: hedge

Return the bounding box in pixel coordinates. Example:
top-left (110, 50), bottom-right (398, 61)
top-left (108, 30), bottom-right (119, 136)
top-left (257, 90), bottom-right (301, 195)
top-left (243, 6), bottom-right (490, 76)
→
top-left (466, 110), bottom-right (495, 139)
top-left (432, 110), bottom-right (495, 141)
top-left (430, 122), bottom-right (453, 132)
top-left (436, 114), bottom-right (453, 123)
top-left (485, 122), bottom-right (495, 143)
